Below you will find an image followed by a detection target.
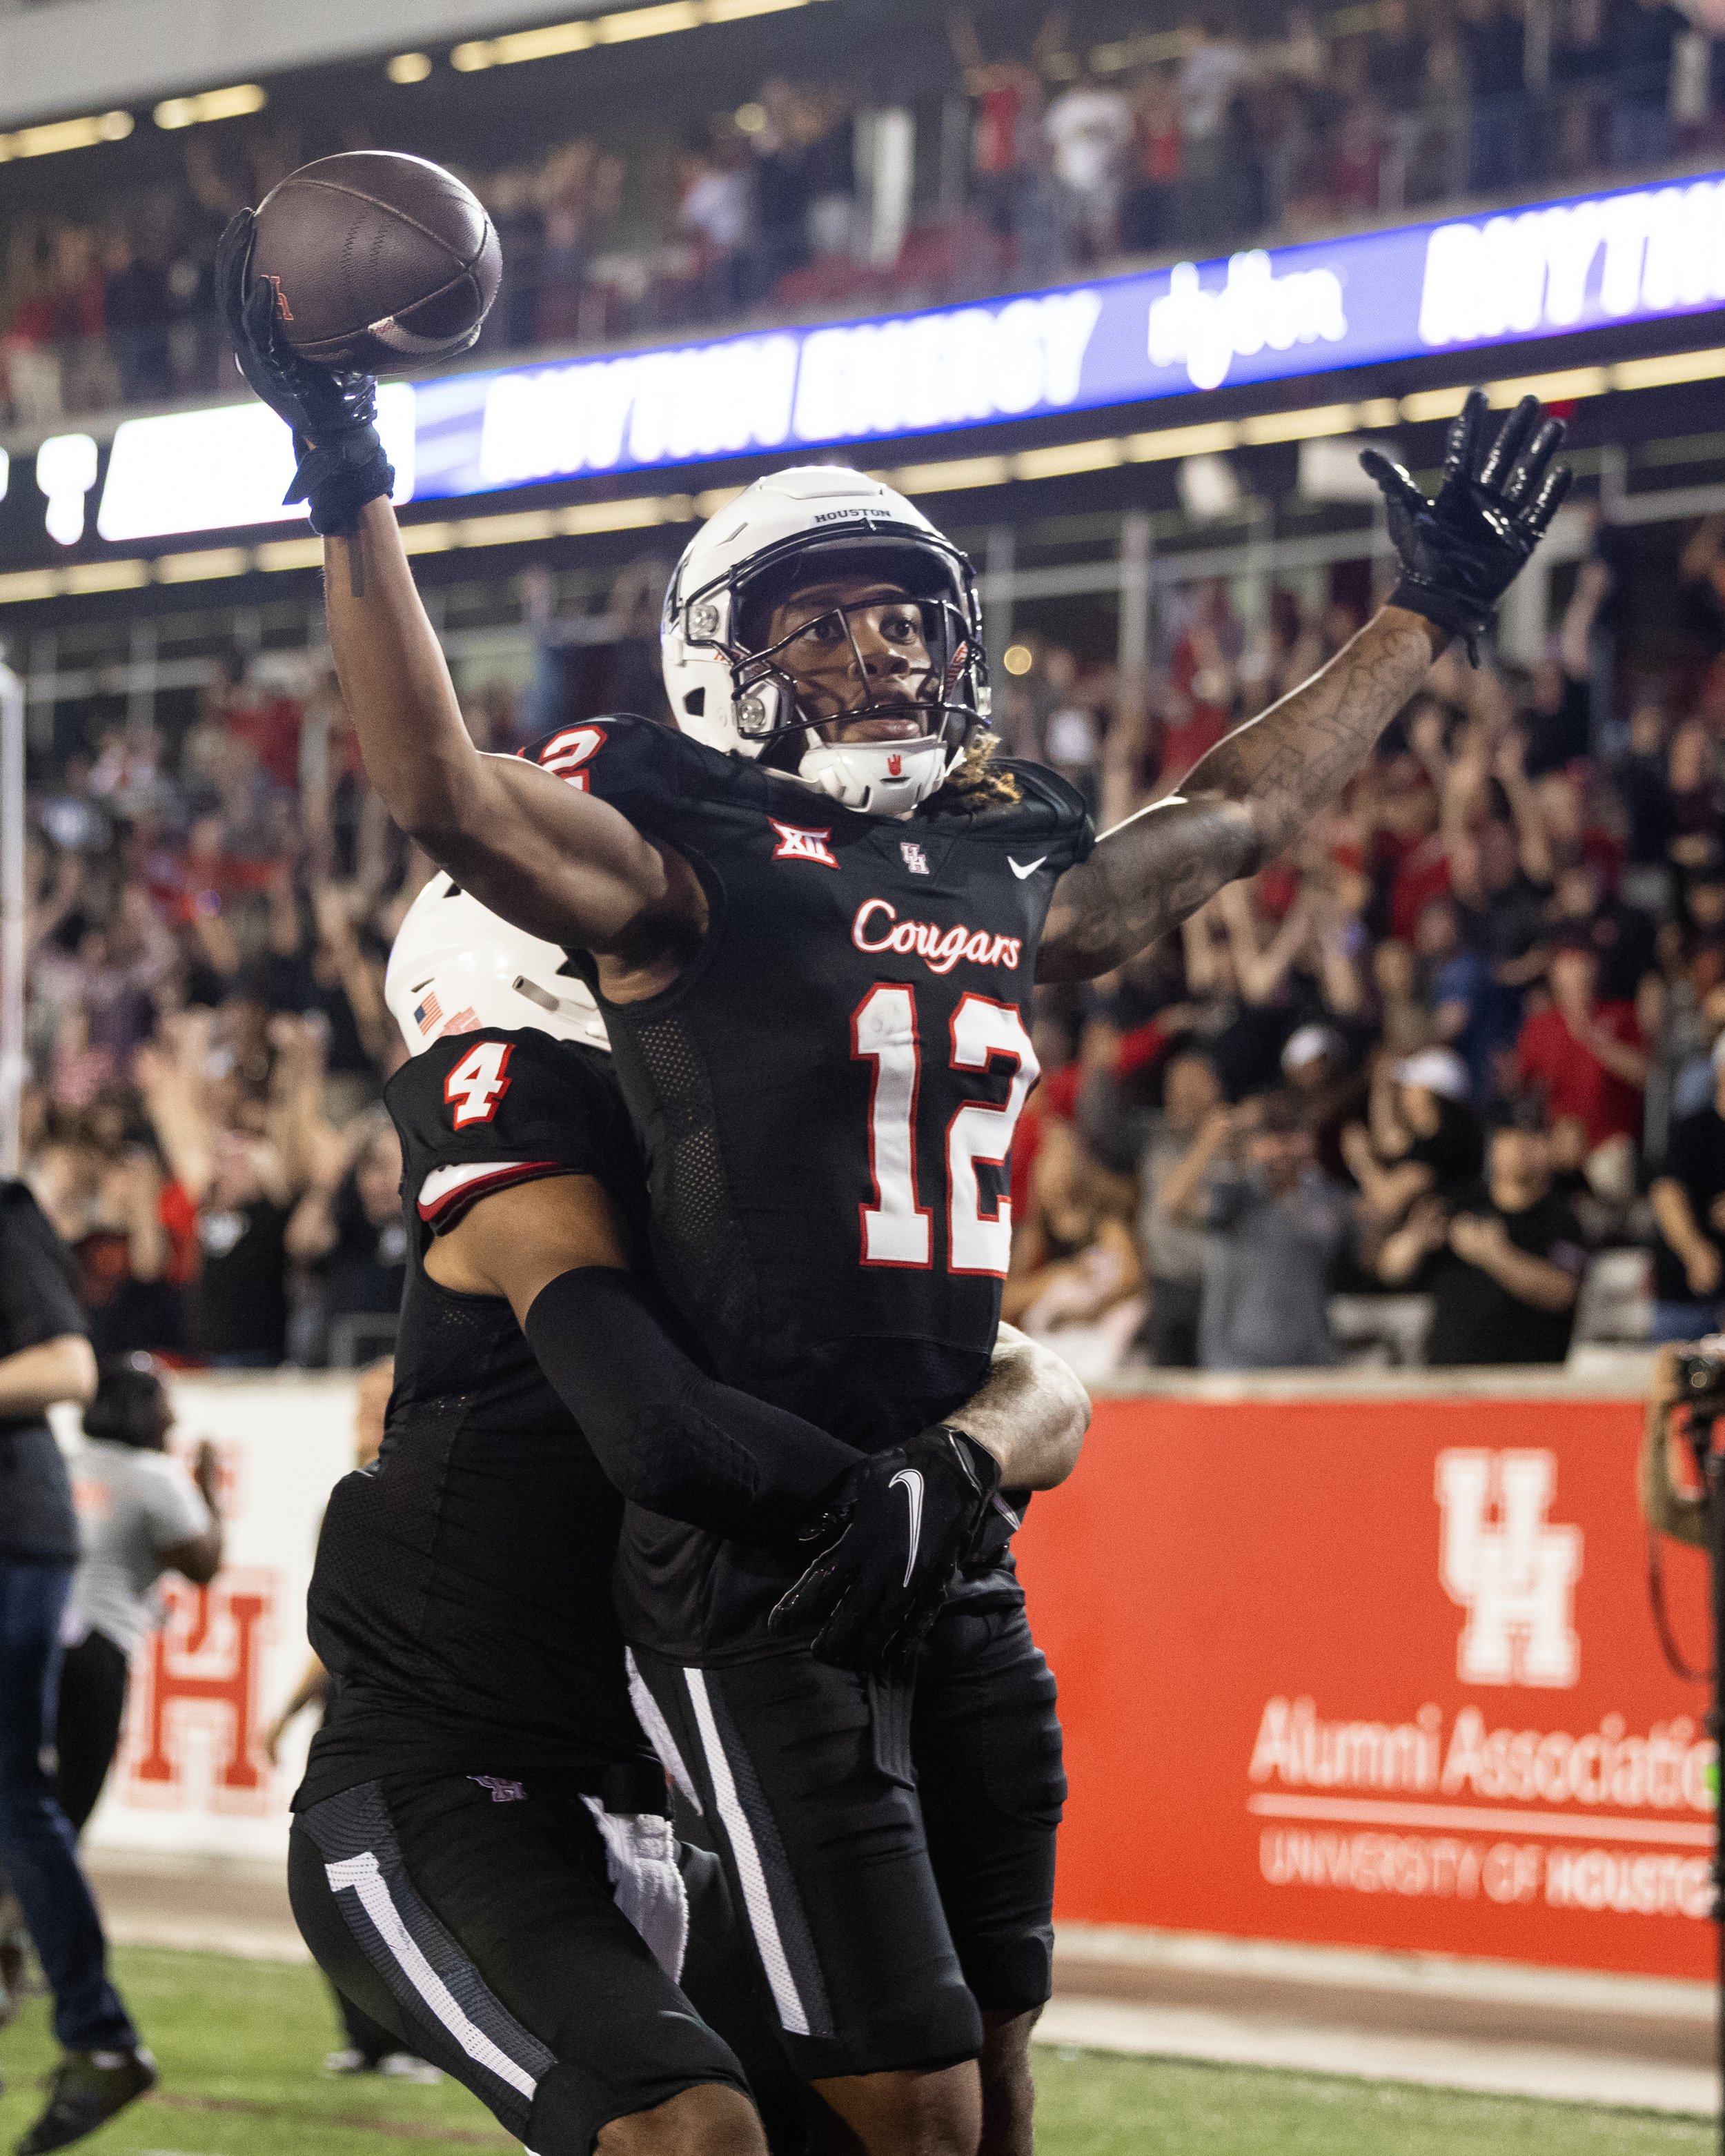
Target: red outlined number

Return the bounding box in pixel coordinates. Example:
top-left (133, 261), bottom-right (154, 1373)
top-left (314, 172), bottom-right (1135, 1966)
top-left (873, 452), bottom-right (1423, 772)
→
top-left (851, 986), bottom-right (1038, 1276)
top-left (537, 726), bottom-right (608, 791)
top-left (853, 984), bottom-right (933, 1267)
top-left (947, 996), bottom-right (1038, 1276)
top-left (444, 1040), bottom-right (515, 1127)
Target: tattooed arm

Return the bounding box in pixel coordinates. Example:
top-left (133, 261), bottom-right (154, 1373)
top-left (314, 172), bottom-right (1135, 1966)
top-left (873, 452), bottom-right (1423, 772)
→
top-left (1038, 390), bottom-right (1572, 984)
top-left (1038, 607), bottom-right (1443, 981)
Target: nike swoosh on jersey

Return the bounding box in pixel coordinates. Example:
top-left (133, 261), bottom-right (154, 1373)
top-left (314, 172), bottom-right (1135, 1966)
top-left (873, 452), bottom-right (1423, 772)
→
top-left (1008, 855), bottom-right (1047, 880)
top-left (888, 1467), bottom-right (925, 1587)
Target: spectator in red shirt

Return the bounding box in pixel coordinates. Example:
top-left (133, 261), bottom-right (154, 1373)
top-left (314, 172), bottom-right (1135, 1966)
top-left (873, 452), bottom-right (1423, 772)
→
top-left (1514, 929), bottom-right (1647, 1187)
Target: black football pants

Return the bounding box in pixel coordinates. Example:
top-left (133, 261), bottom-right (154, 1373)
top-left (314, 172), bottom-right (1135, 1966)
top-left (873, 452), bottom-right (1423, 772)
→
top-left (631, 1592), bottom-right (1067, 2084)
top-left (289, 1772), bottom-right (802, 2154)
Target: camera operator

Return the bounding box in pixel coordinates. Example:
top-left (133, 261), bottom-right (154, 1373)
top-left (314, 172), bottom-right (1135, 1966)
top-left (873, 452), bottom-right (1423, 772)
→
top-left (0, 1179), bottom-right (156, 2150)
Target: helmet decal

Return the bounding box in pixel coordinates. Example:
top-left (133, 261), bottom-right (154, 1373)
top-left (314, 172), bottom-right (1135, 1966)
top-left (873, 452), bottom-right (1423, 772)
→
top-left (386, 874), bottom-right (610, 1058)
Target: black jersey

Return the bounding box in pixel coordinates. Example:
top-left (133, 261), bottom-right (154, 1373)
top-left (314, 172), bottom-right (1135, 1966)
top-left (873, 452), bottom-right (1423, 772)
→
top-left (526, 717), bottom-right (1093, 1654)
top-left (297, 1027), bottom-right (656, 1807)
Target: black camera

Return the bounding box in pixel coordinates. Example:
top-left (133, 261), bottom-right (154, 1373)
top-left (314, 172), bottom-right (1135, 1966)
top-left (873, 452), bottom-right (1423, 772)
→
top-left (1673, 1351), bottom-right (1725, 1409)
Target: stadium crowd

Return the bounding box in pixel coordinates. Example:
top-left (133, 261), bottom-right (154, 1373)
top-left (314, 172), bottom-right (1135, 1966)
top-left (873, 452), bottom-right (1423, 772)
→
top-left (16, 508), bottom-right (1725, 1376)
top-left (3, 0), bottom-right (1723, 423)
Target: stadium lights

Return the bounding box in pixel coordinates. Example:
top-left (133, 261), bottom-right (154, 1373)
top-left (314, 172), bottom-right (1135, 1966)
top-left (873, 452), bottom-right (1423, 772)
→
top-left (387, 53), bottom-right (435, 83)
top-left (9, 340), bottom-right (1725, 609)
top-left (0, 110), bottom-right (132, 162)
top-left (452, 0), bottom-right (812, 70)
top-left (153, 85), bottom-right (268, 131)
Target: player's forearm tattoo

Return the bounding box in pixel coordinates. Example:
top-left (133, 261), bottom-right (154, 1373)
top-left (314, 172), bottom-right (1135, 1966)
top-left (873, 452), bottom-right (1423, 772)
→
top-left (1037, 611), bottom-right (1439, 981)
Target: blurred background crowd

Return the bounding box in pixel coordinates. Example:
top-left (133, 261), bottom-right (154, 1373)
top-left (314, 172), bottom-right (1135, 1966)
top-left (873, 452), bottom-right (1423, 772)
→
top-left (19, 502), bottom-right (1725, 1377)
top-left (6, 0), bottom-right (1725, 422)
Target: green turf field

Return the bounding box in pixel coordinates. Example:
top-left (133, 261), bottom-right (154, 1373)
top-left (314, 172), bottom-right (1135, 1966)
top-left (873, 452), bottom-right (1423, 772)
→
top-left (0, 1946), bottom-right (1707, 2155)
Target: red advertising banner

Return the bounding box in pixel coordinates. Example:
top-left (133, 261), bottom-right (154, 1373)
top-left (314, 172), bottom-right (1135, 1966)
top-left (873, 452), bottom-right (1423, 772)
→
top-left (1018, 1394), bottom-right (1714, 1979)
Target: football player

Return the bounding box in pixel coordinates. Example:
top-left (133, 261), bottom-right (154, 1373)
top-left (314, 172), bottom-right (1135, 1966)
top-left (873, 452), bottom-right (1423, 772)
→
top-left (219, 210), bottom-right (1568, 2156)
top-left (287, 874), bottom-right (1087, 2156)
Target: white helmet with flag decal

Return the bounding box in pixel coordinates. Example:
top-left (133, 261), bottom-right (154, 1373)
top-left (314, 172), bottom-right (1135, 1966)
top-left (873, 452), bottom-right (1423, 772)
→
top-left (386, 872), bottom-right (609, 1057)
top-left (660, 466), bottom-right (990, 815)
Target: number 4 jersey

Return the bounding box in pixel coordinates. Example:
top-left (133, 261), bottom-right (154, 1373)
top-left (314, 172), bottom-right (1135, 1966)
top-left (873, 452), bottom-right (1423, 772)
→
top-left (531, 715), bottom-right (1093, 1457)
top-left (298, 1026), bottom-right (656, 1806)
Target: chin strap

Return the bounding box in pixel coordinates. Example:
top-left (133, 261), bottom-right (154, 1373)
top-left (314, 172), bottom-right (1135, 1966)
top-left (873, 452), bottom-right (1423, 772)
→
top-left (796, 735), bottom-right (955, 814)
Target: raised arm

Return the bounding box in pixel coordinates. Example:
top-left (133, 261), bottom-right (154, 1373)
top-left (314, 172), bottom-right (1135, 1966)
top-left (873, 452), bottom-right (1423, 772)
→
top-left (324, 502), bottom-right (691, 955)
top-left (1039, 393), bottom-right (1570, 982)
top-left (215, 215), bottom-right (693, 961)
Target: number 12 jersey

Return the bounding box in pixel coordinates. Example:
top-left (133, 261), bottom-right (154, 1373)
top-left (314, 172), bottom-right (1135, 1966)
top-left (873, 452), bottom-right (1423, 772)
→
top-left (533, 716), bottom-right (1093, 1461)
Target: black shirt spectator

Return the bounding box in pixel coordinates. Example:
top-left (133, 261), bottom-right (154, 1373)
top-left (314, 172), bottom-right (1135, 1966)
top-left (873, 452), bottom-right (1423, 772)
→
top-left (1455, 822), bottom-right (1552, 973)
top-left (0, 1184), bottom-right (88, 1563)
top-left (1379, 1124), bottom-right (1588, 1365)
top-left (286, 1121), bottom-right (406, 1362)
top-left (1615, 711), bottom-right (1677, 869)
top-left (1421, 1180), bottom-right (1587, 1365)
top-left (1550, 861), bottom-right (1657, 1003)
top-left (322, 1174), bottom-right (408, 1325)
top-left (1523, 666), bottom-right (1593, 779)
top-left (1679, 861), bottom-right (1725, 993)
top-left (1406, 1092), bottom-right (1487, 1199)
top-left (1650, 1074), bottom-right (1725, 1314)
top-left (190, 1176), bottom-right (290, 1365)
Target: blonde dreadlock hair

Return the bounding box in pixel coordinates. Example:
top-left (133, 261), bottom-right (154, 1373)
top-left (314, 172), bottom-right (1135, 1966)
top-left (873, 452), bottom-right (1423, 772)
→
top-left (928, 731), bottom-right (1023, 815)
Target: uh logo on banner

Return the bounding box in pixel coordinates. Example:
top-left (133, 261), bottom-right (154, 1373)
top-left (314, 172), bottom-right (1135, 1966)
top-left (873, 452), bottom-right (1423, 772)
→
top-left (1018, 1394), bottom-right (1715, 1980)
top-left (1435, 1448), bottom-right (1583, 1688)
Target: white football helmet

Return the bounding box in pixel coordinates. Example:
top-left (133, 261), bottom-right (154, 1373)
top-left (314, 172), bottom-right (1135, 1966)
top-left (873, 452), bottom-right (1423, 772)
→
top-left (386, 872), bottom-right (610, 1058)
top-left (660, 466), bottom-right (990, 815)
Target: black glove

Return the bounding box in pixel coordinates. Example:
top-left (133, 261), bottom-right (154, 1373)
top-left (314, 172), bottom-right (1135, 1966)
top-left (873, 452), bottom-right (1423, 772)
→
top-left (1360, 388), bottom-right (1570, 663)
top-left (768, 1425), bottom-right (1001, 1670)
top-left (215, 210), bottom-right (395, 536)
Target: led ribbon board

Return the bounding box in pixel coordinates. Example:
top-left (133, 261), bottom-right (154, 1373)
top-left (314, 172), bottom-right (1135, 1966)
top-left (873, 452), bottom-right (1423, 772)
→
top-left (92, 171), bottom-right (1725, 540)
top-left (97, 388), bottom-right (418, 542)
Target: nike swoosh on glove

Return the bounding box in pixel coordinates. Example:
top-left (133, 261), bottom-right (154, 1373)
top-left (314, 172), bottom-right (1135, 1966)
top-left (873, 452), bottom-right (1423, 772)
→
top-left (768, 1425), bottom-right (1001, 1671)
top-left (215, 210), bottom-right (395, 536)
top-left (1360, 387), bottom-right (1571, 664)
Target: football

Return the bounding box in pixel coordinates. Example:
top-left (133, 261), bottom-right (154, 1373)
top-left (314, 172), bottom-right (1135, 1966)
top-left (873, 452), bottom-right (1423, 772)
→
top-left (250, 150), bottom-right (501, 371)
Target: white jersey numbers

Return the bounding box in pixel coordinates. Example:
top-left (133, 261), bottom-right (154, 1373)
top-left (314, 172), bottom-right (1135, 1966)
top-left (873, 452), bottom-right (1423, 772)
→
top-left (853, 984), bottom-right (932, 1266)
top-left (852, 984), bottom-right (1038, 1277)
top-left (444, 1040), bottom-right (515, 1127)
top-left (537, 725), bottom-right (607, 791)
top-left (948, 997), bottom-right (1038, 1275)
